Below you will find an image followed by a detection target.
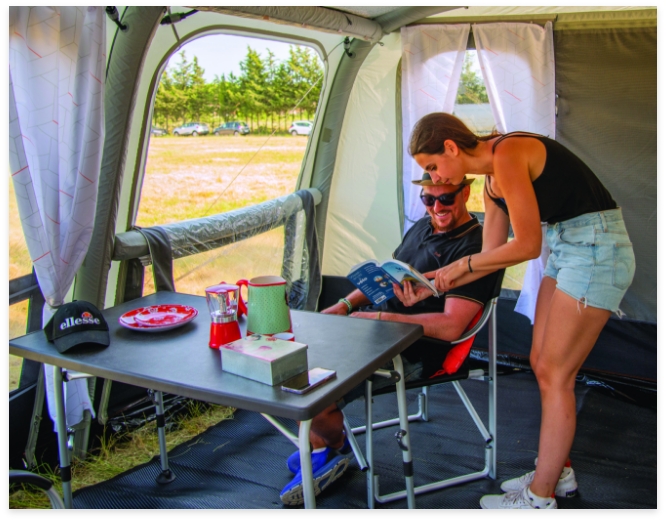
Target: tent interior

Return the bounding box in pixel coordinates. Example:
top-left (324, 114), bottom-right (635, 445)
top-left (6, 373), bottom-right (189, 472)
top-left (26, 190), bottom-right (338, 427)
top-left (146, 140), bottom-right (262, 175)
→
top-left (8, 5), bottom-right (657, 509)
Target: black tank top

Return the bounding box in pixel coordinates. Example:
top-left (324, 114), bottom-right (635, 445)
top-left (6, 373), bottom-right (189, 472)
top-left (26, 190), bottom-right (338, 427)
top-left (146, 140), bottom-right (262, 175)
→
top-left (485, 133), bottom-right (617, 224)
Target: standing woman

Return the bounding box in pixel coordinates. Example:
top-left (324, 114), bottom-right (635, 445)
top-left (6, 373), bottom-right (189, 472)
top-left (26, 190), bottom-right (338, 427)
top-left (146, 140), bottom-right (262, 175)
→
top-left (402, 113), bottom-right (635, 509)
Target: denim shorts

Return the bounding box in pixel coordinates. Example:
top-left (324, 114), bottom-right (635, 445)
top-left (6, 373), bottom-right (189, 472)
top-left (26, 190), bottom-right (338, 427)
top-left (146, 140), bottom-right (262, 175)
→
top-left (543, 208), bottom-right (635, 314)
top-left (337, 355), bottom-right (423, 409)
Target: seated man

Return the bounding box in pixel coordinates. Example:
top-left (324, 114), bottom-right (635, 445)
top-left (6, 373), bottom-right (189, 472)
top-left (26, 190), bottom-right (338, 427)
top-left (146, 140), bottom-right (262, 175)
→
top-left (280, 174), bottom-right (500, 506)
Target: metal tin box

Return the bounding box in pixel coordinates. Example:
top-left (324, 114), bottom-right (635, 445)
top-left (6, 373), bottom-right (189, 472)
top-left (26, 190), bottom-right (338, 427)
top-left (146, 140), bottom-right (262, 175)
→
top-left (220, 334), bottom-right (308, 385)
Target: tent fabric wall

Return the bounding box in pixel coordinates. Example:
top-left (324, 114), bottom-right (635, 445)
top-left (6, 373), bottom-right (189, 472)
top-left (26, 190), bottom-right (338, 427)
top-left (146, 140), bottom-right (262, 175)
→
top-left (554, 25), bottom-right (657, 323)
top-left (320, 34), bottom-right (403, 276)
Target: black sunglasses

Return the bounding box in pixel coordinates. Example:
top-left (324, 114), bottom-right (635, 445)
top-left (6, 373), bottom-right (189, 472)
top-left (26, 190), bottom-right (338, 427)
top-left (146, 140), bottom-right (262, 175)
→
top-left (419, 185), bottom-right (466, 207)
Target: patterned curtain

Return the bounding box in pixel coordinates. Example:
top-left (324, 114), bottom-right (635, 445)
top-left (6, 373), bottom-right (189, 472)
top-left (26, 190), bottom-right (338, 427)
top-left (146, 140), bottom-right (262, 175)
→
top-left (473, 22), bottom-right (556, 323)
top-left (400, 24), bottom-right (470, 234)
top-left (9, 6), bottom-right (106, 428)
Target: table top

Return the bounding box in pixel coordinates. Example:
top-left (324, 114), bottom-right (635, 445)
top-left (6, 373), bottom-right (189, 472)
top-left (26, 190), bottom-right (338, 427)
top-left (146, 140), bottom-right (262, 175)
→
top-left (10, 291), bottom-right (423, 420)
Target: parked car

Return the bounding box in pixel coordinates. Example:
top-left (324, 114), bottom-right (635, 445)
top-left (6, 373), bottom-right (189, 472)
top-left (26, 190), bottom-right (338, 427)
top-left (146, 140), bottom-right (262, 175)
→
top-left (288, 120), bottom-right (313, 136)
top-left (150, 126), bottom-right (168, 136)
top-left (172, 122), bottom-right (210, 136)
top-left (213, 121), bottom-right (250, 136)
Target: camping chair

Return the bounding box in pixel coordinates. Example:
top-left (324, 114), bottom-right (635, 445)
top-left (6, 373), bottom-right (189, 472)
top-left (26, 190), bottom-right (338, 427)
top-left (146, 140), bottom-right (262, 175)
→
top-left (318, 272), bottom-right (502, 508)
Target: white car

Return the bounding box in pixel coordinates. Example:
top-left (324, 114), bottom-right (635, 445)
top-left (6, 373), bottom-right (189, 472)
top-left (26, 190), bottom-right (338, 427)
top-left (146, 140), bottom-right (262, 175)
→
top-left (288, 121), bottom-right (313, 136)
top-left (172, 122), bottom-right (210, 136)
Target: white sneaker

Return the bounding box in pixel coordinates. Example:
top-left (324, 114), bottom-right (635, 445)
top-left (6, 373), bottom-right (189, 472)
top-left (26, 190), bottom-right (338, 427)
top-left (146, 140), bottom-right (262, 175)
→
top-left (480, 486), bottom-right (557, 509)
top-left (501, 463), bottom-right (578, 498)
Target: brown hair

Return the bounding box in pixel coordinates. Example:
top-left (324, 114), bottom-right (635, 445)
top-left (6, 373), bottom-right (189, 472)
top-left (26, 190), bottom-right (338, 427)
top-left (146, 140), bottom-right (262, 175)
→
top-left (409, 112), bottom-right (500, 157)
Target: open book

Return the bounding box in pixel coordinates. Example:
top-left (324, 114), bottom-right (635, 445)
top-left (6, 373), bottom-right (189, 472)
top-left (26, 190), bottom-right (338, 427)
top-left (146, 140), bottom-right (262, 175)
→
top-left (347, 259), bottom-right (440, 305)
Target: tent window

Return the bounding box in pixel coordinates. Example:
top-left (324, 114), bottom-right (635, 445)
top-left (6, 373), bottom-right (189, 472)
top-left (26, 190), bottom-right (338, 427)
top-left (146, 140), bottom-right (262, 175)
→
top-left (9, 179), bottom-right (32, 390)
top-left (450, 50), bottom-right (528, 290)
top-left (135, 34), bottom-right (324, 298)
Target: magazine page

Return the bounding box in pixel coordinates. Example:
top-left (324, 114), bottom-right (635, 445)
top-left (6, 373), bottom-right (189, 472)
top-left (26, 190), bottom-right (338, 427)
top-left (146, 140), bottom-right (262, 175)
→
top-left (347, 262), bottom-right (396, 305)
top-left (381, 260), bottom-right (439, 296)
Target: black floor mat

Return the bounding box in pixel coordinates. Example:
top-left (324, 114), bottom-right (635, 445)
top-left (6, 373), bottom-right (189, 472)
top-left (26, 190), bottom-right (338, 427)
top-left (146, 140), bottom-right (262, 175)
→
top-left (72, 371), bottom-right (656, 509)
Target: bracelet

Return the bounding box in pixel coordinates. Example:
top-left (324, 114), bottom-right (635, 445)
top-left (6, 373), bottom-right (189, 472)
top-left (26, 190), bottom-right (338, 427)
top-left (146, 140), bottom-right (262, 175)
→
top-left (468, 254), bottom-right (474, 273)
top-left (339, 298), bottom-right (353, 315)
top-left (377, 311), bottom-right (382, 321)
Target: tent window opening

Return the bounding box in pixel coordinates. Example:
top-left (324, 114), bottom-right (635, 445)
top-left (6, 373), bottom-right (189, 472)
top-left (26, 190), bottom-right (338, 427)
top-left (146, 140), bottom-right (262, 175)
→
top-left (134, 34), bottom-right (325, 300)
top-left (9, 178), bottom-right (35, 391)
top-left (451, 50), bottom-right (528, 292)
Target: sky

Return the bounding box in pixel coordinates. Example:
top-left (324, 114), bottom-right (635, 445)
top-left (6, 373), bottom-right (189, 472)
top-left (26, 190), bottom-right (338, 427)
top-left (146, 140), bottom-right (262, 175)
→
top-left (167, 34), bottom-right (307, 82)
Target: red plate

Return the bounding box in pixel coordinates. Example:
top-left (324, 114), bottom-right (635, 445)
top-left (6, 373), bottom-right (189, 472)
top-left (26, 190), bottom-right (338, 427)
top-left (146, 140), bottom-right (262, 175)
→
top-left (119, 305), bottom-right (198, 332)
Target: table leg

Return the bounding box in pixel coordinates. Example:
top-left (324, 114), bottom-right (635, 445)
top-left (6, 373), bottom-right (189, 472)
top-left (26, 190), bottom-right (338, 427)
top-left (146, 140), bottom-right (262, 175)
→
top-left (52, 366), bottom-right (72, 508)
top-left (392, 355), bottom-right (415, 509)
top-left (365, 379), bottom-right (375, 509)
top-left (298, 419), bottom-right (316, 509)
top-left (150, 390), bottom-right (176, 484)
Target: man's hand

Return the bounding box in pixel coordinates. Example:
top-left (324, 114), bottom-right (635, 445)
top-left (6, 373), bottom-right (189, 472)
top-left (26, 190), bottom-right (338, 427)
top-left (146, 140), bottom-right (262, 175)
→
top-left (392, 281), bottom-right (432, 307)
top-left (321, 302), bottom-right (349, 315)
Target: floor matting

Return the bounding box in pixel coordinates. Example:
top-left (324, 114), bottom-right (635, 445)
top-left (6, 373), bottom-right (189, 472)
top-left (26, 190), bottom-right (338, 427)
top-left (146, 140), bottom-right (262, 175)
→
top-left (72, 370), bottom-right (656, 509)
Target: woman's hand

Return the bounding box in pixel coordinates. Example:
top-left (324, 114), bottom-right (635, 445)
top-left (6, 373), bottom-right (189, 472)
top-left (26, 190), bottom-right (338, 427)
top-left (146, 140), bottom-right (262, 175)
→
top-left (393, 281), bottom-right (432, 307)
top-left (426, 258), bottom-right (468, 292)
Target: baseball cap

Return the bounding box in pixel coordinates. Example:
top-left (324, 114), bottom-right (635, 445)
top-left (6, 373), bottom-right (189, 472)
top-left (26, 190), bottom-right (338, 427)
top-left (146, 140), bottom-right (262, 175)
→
top-left (411, 173), bottom-right (475, 186)
top-left (44, 301), bottom-right (110, 353)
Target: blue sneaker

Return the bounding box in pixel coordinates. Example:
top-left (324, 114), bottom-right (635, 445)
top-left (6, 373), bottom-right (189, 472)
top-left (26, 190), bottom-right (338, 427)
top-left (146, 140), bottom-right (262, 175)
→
top-left (280, 451), bottom-right (350, 506)
top-left (286, 438), bottom-right (351, 474)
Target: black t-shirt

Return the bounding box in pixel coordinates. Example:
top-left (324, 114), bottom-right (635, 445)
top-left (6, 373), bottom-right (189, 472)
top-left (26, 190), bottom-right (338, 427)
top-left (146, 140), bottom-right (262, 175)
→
top-left (366, 215), bottom-right (500, 376)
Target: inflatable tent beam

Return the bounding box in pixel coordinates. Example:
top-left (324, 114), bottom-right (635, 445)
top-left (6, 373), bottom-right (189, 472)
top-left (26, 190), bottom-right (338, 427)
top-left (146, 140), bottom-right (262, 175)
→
top-left (193, 6), bottom-right (462, 42)
top-left (73, 7), bottom-right (166, 309)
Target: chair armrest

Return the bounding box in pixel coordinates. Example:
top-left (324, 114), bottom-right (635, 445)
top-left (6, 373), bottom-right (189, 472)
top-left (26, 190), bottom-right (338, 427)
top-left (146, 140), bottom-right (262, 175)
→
top-left (451, 297), bottom-right (497, 345)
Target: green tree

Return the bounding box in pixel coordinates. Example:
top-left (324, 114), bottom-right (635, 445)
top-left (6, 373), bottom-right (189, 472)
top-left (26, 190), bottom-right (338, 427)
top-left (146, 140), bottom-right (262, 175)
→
top-left (153, 43), bottom-right (324, 134)
top-left (456, 53), bottom-right (489, 104)
top-left (239, 47), bottom-right (268, 130)
top-left (187, 55), bottom-right (210, 121)
top-left (285, 46), bottom-right (323, 121)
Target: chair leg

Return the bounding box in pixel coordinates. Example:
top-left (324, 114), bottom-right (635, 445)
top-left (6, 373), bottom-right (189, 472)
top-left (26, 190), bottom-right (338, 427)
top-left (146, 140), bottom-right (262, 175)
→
top-left (342, 416), bottom-right (368, 471)
top-left (350, 386), bottom-right (429, 436)
top-left (487, 303), bottom-right (498, 479)
top-left (420, 386), bottom-right (429, 422)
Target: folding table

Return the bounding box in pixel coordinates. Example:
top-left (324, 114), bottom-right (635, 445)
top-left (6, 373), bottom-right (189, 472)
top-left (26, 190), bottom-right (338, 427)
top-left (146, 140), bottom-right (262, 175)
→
top-left (9, 291), bottom-right (423, 509)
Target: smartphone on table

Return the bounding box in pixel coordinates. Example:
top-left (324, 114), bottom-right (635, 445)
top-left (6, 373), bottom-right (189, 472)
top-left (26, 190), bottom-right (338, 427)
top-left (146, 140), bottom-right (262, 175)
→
top-left (281, 368), bottom-right (337, 394)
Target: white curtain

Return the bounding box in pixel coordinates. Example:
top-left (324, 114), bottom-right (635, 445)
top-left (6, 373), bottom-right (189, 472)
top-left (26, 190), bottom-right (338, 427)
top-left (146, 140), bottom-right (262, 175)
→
top-left (400, 24), bottom-right (469, 234)
top-left (9, 6), bottom-right (106, 427)
top-left (474, 22), bottom-right (556, 323)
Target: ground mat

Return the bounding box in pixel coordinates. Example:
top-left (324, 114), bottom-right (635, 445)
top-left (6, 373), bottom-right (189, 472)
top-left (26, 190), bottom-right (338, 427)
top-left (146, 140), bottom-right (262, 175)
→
top-left (72, 370), bottom-right (656, 509)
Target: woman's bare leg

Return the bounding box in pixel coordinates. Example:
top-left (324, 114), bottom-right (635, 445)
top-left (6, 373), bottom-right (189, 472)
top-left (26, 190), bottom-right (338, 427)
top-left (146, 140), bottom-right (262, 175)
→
top-left (530, 276), bottom-right (557, 368)
top-left (529, 288), bottom-right (611, 498)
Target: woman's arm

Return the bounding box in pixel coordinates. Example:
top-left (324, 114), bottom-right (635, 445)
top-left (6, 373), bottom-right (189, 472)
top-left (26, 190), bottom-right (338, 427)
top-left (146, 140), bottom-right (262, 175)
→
top-left (430, 139), bottom-right (543, 292)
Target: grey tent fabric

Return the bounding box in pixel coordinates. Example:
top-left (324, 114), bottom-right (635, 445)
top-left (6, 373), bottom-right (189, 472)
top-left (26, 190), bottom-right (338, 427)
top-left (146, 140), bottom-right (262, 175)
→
top-left (285, 190), bottom-right (321, 311)
top-left (133, 226), bottom-right (176, 293)
top-left (554, 25), bottom-right (656, 322)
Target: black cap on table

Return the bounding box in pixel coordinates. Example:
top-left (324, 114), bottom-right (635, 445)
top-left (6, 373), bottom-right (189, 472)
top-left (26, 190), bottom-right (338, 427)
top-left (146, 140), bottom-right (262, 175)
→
top-left (44, 301), bottom-right (110, 353)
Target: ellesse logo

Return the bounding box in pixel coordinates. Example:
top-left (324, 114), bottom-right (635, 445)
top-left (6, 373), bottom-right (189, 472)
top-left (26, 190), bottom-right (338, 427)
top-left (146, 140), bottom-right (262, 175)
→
top-left (59, 312), bottom-right (101, 330)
